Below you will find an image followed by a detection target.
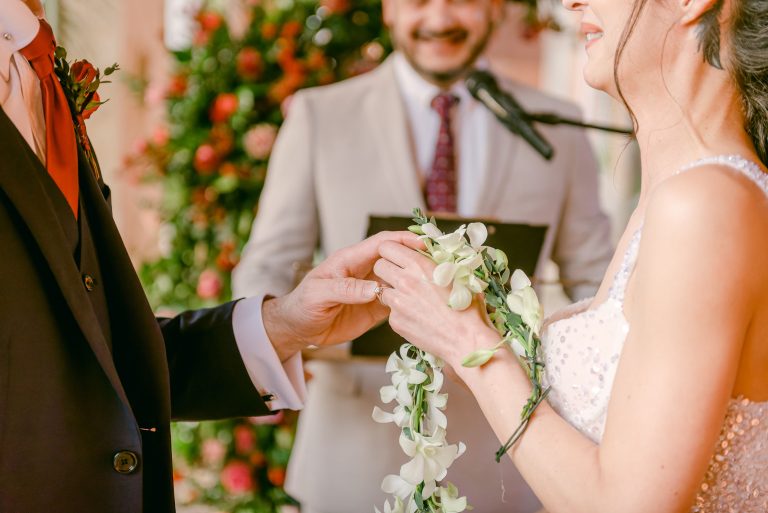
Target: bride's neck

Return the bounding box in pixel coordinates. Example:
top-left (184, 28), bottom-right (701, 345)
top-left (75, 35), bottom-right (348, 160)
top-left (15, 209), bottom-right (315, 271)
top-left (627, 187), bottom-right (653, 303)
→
top-left (630, 67), bottom-right (755, 201)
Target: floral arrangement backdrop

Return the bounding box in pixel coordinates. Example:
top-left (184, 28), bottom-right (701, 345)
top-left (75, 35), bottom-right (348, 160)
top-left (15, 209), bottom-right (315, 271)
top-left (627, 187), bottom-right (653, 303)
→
top-left (128, 0), bottom-right (549, 510)
top-left (129, 1), bottom-right (391, 510)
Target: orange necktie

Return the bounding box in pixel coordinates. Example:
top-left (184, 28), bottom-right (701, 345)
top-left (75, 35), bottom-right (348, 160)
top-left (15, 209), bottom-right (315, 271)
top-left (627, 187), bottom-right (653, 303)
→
top-left (19, 19), bottom-right (79, 218)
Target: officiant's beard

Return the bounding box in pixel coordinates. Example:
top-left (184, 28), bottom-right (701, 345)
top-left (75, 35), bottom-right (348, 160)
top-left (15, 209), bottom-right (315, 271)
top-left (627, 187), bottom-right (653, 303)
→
top-left (397, 26), bottom-right (494, 88)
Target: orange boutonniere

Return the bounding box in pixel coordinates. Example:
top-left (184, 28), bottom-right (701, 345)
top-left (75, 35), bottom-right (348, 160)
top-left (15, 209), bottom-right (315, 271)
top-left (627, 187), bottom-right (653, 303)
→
top-left (53, 46), bottom-right (119, 179)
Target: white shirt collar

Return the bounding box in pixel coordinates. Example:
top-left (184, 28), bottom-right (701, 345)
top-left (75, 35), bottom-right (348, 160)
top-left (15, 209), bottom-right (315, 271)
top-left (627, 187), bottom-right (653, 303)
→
top-left (392, 51), bottom-right (474, 110)
top-left (0, 1), bottom-right (40, 82)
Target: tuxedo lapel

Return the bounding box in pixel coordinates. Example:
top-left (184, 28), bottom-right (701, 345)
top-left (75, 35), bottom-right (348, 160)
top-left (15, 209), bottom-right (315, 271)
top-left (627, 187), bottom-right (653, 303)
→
top-left (366, 59), bottom-right (426, 212)
top-left (78, 145), bottom-right (171, 420)
top-left (0, 108), bottom-right (131, 410)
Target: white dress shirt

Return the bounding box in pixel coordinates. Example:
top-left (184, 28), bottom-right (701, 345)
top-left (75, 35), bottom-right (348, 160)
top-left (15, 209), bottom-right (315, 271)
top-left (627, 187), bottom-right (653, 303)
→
top-left (392, 52), bottom-right (491, 216)
top-left (0, 0), bottom-right (306, 411)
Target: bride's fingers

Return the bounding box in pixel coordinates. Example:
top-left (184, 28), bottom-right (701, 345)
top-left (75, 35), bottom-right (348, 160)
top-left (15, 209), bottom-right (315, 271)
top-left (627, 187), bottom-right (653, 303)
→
top-left (378, 286), bottom-right (398, 309)
top-left (373, 258), bottom-right (404, 287)
top-left (379, 241), bottom-right (433, 276)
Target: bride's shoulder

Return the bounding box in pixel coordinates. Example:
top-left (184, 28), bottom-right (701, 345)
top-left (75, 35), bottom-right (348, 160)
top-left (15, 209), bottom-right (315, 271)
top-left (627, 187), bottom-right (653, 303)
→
top-left (646, 162), bottom-right (768, 240)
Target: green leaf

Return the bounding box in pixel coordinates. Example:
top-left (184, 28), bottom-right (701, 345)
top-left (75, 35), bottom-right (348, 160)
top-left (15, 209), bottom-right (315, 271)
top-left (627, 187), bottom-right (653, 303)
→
top-left (461, 348), bottom-right (497, 367)
top-left (54, 46), bottom-right (67, 59)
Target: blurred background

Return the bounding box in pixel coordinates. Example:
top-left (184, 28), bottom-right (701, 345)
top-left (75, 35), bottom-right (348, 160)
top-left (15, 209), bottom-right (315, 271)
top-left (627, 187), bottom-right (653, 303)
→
top-left (42, 0), bottom-right (638, 510)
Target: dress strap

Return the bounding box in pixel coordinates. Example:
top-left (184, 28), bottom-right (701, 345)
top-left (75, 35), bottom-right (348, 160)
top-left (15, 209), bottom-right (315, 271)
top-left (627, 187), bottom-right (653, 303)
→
top-left (677, 154), bottom-right (768, 196)
top-left (608, 226), bottom-right (642, 303)
top-left (608, 155), bottom-right (766, 304)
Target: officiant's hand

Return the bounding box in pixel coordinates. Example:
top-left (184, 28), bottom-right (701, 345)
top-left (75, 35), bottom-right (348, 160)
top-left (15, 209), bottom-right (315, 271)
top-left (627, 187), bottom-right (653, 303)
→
top-left (262, 231), bottom-right (422, 361)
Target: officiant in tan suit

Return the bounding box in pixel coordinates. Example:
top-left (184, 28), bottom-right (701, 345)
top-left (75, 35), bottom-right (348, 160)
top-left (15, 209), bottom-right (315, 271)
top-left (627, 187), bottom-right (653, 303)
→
top-left (232, 0), bottom-right (612, 511)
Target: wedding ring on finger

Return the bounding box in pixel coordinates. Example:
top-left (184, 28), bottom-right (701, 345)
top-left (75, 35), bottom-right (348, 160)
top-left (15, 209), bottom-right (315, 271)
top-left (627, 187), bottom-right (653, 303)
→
top-left (373, 284), bottom-right (388, 305)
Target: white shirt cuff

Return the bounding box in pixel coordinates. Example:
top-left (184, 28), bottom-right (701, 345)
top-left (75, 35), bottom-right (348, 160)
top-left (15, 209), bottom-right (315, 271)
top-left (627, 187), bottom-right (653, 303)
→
top-left (231, 294), bottom-right (307, 411)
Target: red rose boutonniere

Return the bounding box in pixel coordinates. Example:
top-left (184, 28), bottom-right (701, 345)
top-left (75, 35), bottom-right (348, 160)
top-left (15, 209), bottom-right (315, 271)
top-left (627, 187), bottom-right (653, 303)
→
top-left (52, 46), bottom-right (119, 180)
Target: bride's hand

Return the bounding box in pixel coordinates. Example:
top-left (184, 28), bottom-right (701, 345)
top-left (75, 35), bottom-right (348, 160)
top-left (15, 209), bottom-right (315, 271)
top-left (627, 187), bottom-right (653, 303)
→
top-left (374, 239), bottom-right (501, 369)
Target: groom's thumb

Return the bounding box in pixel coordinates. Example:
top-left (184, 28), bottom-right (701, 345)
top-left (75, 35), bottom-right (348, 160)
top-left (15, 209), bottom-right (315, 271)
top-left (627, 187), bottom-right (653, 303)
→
top-left (324, 277), bottom-right (378, 305)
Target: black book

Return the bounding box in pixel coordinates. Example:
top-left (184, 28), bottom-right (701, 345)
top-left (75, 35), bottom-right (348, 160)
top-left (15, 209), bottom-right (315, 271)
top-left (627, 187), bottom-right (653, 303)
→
top-left (350, 215), bottom-right (548, 357)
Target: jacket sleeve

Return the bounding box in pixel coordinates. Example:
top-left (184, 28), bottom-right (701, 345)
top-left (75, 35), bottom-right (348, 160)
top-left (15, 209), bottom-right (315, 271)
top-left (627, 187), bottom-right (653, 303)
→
top-left (158, 300), bottom-right (272, 421)
top-left (231, 92), bottom-right (319, 299)
top-left (551, 121), bottom-right (614, 301)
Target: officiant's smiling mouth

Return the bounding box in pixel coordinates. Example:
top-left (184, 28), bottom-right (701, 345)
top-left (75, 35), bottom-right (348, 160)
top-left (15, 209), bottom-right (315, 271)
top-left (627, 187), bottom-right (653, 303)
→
top-left (414, 29), bottom-right (468, 49)
top-left (581, 23), bottom-right (604, 49)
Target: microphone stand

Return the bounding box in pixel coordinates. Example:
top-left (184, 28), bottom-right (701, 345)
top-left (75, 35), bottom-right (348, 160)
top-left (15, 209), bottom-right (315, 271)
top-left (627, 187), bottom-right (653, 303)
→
top-left (526, 112), bottom-right (633, 135)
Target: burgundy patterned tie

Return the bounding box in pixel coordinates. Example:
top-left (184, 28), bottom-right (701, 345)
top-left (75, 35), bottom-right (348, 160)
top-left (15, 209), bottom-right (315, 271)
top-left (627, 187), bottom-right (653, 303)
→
top-left (425, 93), bottom-right (459, 213)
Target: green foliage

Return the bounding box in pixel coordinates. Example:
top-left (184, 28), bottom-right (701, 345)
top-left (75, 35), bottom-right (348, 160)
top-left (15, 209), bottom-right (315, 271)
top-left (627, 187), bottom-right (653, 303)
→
top-left (135, 0), bottom-right (390, 312)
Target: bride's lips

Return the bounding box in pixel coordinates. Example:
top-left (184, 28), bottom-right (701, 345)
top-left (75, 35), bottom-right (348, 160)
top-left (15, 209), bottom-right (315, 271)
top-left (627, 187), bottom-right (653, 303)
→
top-left (580, 22), bottom-right (604, 49)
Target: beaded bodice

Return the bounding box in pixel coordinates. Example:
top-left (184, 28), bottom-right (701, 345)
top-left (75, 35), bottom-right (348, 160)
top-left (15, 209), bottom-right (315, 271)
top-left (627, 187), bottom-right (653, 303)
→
top-left (541, 155), bottom-right (768, 511)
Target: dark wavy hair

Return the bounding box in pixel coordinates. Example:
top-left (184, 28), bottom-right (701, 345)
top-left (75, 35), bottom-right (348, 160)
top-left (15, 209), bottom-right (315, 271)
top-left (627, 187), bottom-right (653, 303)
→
top-left (613, 0), bottom-right (768, 166)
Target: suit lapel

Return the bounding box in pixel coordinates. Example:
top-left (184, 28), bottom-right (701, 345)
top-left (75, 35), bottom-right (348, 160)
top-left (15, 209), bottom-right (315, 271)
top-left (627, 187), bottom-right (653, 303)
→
top-left (0, 108), bottom-right (131, 410)
top-left (78, 146), bottom-right (171, 420)
top-left (474, 108), bottom-right (520, 216)
top-left (367, 59), bottom-right (426, 212)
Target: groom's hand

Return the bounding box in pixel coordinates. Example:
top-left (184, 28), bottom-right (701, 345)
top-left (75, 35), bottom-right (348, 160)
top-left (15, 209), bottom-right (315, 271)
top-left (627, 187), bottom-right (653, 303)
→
top-left (262, 231), bottom-right (421, 361)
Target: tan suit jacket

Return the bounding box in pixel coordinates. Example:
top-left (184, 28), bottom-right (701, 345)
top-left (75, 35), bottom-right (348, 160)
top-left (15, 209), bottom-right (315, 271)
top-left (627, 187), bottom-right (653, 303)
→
top-left (232, 56), bottom-right (612, 513)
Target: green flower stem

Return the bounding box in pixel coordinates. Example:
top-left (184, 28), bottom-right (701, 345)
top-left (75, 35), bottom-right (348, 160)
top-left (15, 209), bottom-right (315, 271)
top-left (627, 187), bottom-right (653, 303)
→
top-left (495, 388), bottom-right (550, 462)
top-left (412, 379), bottom-right (425, 434)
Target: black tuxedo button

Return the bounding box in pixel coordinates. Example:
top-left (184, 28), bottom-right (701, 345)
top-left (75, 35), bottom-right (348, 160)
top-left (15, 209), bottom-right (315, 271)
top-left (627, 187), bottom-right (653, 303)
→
top-left (82, 274), bottom-right (96, 291)
top-left (113, 450), bottom-right (139, 474)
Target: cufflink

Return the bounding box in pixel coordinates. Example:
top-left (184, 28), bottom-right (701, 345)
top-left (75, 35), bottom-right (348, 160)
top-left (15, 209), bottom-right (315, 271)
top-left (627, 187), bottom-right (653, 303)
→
top-left (259, 391), bottom-right (279, 410)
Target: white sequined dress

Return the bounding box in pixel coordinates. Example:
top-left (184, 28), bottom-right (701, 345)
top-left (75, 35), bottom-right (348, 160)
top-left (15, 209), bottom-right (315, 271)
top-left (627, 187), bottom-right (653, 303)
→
top-left (540, 155), bottom-right (768, 512)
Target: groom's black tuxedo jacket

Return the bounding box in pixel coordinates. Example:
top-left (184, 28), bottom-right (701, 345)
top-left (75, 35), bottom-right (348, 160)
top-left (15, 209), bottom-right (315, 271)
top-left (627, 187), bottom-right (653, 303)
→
top-left (0, 109), bottom-right (270, 512)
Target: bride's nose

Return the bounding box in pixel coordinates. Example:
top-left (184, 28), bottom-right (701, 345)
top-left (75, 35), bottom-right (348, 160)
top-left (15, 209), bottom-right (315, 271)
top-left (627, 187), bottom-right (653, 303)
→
top-left (562, 0), bottom-right (588, 11)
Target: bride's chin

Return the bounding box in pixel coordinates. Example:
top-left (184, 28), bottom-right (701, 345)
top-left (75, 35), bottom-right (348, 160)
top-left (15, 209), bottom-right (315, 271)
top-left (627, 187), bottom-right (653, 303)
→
top-left (582, 65), bottom-right (612, 95)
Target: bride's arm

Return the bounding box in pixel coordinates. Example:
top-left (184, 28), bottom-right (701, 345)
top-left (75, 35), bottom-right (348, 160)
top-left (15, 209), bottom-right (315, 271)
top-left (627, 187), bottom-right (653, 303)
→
top-left (376, 167), bottom-right (765, 513)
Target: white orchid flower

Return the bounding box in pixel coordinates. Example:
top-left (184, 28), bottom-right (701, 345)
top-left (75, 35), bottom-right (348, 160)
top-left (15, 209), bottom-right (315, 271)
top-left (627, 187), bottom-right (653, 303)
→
top-left (454, 245), bottom-right (477, 259)
top-left (448, 282), bottom-right (472, 310)
top-left (456, 252), bottom-right (483, 271)
top-left (431, 249), bottom-right (454, 264)
top-left (420, 222), bottom-right (443, 240)
top-left (433, 262), bottom-right (459, 288)
top-left (520, 287), bottom-right (543, 335)
top-left (372, 404), bottom-right (409, 428)
top-left (506, 270), bottom-right (543, 335)
top-left (438, 483), bottom-right (468, 513)
top-left (387, 348), bottom-right (428, 388)
top-left (510, 268), bottom-right (531, 290)
top-left (466, 222), bottom-right (488, 249)
top-left (380, 384), bottom-right (398, 404)
top-left (435, 226), bottom-right (467, 253)
top-left (381, 474), bottom-right (416, 502)
top-left (467, 274), bottom-right (488, 294)
top-left (424, 391), bottom-right (448, 430)
top-left (423, 367), bottom-right (444, 393)
top-left (399, 432), bottom-right (465, 488)
top-left (422, 352), bottom-right (445, 371)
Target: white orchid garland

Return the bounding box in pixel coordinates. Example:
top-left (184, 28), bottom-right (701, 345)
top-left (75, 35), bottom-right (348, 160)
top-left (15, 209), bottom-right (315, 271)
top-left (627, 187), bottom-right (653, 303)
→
top-left (373, 209), bottom-right (549, 513)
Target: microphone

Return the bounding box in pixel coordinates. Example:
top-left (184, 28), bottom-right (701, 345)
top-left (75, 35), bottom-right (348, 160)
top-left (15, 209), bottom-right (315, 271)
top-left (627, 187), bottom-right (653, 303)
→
top-left (465, 69), bottom-right (555, 161)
